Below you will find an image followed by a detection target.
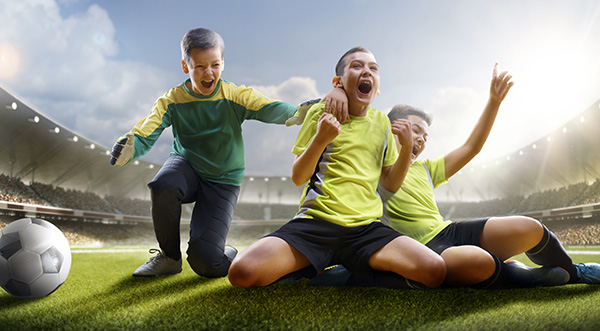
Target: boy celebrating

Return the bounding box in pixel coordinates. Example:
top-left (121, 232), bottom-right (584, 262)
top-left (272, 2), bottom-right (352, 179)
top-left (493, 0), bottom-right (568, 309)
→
top-left (320, 63), bottom-right (600, 288)
top-left (228, 47), bottom-right (446, 289)
top-left (110, 28), bottom-right (319, 278)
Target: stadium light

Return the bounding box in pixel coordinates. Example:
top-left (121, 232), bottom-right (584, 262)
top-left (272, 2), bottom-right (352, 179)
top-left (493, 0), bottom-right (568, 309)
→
top-left (264, 178), bottom-right (269, 182)
top-left (562, 127), bottom-right (568, 134)
top-left (280, 177), bottom-right (287, 181)
top-left (69, 136), bottom-right (79, 142)
top-left (5, 102), bottom-right (17, 110)
top-left (532, 144), bottom-right (537, 149)
top-left (249, 177), bottom-right (255, 182)
top-left (28, 116), bottom-right (40, 123)
top-left (134, 160), bottom-right (139, 165)
top-left (519, 150), bottom-right (524, 156)
top-left (51, 127), bottom-right (60, 134)
top-left (580, 116), bottom-right (585, 123)
top-left (547, 136), bottom-right (552, 142)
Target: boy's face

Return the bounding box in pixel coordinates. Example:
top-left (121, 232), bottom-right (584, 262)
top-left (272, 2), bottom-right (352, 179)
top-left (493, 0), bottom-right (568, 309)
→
top-left (181, 47), bottom-right (224, 96)
top-left (406, 114), bottom-right (429, 162)
top-left (333, 51), bottom-right (380, 113)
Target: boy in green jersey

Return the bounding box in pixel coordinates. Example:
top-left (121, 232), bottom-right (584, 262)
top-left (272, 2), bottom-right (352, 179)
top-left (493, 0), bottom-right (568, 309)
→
top-left (228, 47), bottom-right (446, 289)
top-left (109, 28), bottom-right (330, 279)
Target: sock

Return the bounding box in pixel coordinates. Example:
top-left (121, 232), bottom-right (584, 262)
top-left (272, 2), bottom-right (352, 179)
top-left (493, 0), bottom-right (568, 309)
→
top-left (471, 254), bottom-right (516, 289)
top-left (346, 270), bottom-right (427, 290)
top-left (525, 225), bottom-right (579, 283)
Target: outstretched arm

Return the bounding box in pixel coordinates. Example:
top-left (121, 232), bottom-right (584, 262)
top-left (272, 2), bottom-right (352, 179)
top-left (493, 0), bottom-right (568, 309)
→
top-left (381, 119), bottom-right (414, 193)
top-left (443, 63), bottom-right (514, 180)
top-left (291, 113), bottom-right (341, 186)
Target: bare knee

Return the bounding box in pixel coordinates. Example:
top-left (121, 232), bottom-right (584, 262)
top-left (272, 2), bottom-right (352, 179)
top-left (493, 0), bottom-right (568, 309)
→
top-left (418, 255), bottom-right (447, 288)
top-left (228, 258), bottom-right (262, 288)
top-left (443, 247), bottom-right (496, 286)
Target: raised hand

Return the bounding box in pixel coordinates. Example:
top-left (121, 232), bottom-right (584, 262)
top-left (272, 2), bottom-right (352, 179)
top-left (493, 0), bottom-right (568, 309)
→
top-left (490, 62), bottom-right (514, 103)
top-left (391, 119), bottom-right (413, 150)
top-left (315, 112), bottom-right (341, 144)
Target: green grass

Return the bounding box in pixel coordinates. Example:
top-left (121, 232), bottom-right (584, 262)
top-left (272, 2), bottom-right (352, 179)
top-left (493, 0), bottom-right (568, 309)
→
top-left (2, 247), bottom-right (600, 330)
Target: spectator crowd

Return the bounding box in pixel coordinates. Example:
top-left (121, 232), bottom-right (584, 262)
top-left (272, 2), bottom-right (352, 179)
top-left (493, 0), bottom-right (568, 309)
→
top-left (2, 174), bottom-right (600, 246)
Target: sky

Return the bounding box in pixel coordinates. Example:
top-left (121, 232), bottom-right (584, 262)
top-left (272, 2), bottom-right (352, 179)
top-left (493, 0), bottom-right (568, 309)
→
top-left (1, 0), bottom-right (599, 177)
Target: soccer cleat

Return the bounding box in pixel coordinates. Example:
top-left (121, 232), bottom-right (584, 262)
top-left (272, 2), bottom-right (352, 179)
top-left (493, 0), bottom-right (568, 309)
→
top-left (307, 265), bottom-right (351, 287)
top-left (575, 263), bottom-right (600, 284)
top-left (505, 260), bottom-right (569, 287)
top-left (132, 249), bottom-right (182, 277)
top-left (224, 245), bottom-right (238, 263)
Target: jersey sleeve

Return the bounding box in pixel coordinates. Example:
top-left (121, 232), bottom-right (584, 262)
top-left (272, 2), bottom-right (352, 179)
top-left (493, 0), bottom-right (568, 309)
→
top-left (128, 95), bottom-right (172, 161)
top-left (382, 121), bottom-right (399, 168)
top-left (424, 156), bottom-right (448, 188)
top-left (291, 103), bottom-right (322, 156)
top-left (223, 81), bottom-right (298, 124)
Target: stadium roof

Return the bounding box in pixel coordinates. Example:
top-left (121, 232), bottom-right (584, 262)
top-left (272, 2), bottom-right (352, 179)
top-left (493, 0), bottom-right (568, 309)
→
top-left (436, 99), bottom-right (600, 202)
top-left (0, 85), bottom-right (160, 199)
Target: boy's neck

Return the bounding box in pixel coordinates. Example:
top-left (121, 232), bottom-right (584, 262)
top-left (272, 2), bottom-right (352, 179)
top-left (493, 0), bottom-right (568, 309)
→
top-left (348, 104), bottom-right (369, 117)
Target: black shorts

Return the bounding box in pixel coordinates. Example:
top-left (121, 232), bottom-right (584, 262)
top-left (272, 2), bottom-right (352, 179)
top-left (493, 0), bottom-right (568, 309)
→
top-left (266, 218), bottom-right (402, 277)
top-left (425, 218), bottom-right (490, 254)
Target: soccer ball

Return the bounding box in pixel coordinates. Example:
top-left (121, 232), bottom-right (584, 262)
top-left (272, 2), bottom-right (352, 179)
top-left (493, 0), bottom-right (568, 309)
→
top-left (0, 218), bottom-right (71, 299)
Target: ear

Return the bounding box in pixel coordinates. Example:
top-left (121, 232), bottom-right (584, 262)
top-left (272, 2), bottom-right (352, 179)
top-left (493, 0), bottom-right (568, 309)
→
top-left (181, 60), bottom-right (189, 74)
top-left (332, 76), bottom-right (343, 88)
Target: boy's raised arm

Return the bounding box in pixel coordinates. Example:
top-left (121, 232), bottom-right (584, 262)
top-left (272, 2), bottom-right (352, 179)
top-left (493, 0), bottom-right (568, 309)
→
top-left (443, 63), bottom-right (514, 180)
top-left (291, 113), bottom-right (341, 186)
top-left (380, 119), bottom-right (414, 193)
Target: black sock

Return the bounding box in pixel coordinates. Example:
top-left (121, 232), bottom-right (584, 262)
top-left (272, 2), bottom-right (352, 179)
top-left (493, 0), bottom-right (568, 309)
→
top-left (471, 254), bottom-right (519, 289)
top-left (346, 270), bottom-right (427, 289)
top-left (525, 224), bottom-right (579, 283)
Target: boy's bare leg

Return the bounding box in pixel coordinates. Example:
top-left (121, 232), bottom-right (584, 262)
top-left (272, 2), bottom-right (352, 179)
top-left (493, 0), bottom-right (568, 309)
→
top-left (479, 216), bottom-right (544, 260)
top-left (440, 246), bottom-right (496, 285)
top-left (228, 237), bottom-right (311, 287)
top-left (368, 236), bottom-right (446, 288)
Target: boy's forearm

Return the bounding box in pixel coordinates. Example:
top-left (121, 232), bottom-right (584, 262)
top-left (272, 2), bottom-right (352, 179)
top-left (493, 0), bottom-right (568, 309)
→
top-left (381, 145), bottom-right (413, 193)
top-left (291, 138), bottom-right (329, 186)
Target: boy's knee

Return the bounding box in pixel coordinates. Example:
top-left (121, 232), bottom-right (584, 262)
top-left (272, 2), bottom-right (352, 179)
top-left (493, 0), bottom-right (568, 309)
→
top-left (186, 242), bottom-right (229, 278)
top-left (228, 258), bottom-right (260, 288)
top-left (420, 255), bottom-right (446, 288)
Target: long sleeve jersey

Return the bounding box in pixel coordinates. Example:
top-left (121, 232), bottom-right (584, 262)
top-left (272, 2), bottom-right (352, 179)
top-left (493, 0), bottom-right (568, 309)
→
top-left (129, 78), bottom-right (297, 186)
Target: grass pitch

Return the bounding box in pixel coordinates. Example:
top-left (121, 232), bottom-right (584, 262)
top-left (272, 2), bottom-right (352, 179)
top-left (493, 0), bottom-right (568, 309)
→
top-left (1, 246), bottom-right (600, 330)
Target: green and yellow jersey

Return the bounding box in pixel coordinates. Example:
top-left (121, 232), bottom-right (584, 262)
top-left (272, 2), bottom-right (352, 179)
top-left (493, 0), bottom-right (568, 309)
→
top-left (128, 78), bottom-right (297, 186)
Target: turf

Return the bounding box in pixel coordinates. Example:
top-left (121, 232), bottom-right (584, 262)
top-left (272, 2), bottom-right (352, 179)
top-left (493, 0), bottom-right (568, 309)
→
top-left (1, 247), bottom-right (600, 330)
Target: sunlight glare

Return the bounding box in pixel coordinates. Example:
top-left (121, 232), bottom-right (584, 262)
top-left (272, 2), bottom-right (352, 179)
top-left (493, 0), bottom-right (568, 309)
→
top-left (0, 43), bottom-right (20, 79)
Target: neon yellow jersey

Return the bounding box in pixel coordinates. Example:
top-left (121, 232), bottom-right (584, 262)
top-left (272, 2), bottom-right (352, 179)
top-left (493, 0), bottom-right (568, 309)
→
top-left (128, 78), bottom-right (297, 186)
top-left (292, 103), bottom-right (399, 227)
top-left (382, 157), bottom-right (450, 244)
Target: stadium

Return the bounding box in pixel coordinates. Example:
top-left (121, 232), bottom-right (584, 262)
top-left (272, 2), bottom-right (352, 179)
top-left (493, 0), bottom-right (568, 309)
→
top-left (3, 83), bottom-right (600, 329)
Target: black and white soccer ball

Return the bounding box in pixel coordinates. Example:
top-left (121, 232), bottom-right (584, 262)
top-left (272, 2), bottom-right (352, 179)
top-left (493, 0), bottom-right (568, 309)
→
top-left (0, 218), bottom-right (71, 299)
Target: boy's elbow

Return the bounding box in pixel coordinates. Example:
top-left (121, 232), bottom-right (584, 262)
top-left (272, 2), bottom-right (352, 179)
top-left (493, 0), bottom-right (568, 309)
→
top-left (291, 174), bottom-right (306, 187)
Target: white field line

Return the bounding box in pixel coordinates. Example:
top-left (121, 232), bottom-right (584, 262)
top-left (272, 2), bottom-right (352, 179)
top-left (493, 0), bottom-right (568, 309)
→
top-left (72, 248), bottom-right (149, 253)
top-left (566, 250), bottom-right (600, 255)
top-left (70, 248), bottom-right (600, 254)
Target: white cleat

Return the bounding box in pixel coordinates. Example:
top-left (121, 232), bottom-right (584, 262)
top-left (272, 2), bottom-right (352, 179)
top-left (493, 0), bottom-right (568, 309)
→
top-left (133, 249), bottom-right (182, 277)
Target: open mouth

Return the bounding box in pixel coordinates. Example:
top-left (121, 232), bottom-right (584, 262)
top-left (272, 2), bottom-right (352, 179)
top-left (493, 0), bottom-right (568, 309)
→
top-left (201, 80), bottom-right (214, 89)
top-left (412, 146), bottom-right (419, 158)
top-left (358, 81), bottom-right (372, 94)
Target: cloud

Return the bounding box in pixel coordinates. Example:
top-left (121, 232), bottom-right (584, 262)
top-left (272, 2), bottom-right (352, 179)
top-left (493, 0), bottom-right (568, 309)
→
top-left (243, 76), bottom-right (321, 176)
top-left (418, 86), bottom-right (483, 161)
top-left (250, 76), bottom-right (320, 105)
top-left (0, 0), bottom-right (176, 159)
